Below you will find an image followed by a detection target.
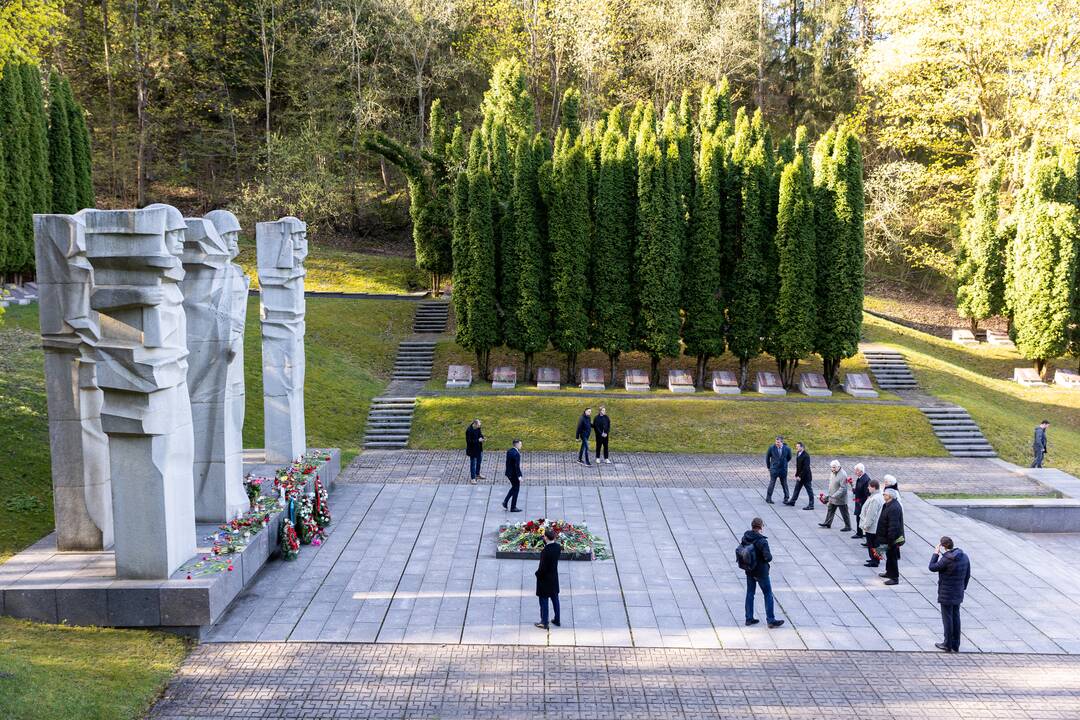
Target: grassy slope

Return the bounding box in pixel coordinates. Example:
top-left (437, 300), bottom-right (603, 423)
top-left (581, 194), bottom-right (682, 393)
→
top-left (410, 395), bottom-right (944, 456)
top-left (0, 618), bottom-right (189, 720)
top-left (863, 313), bottom-right (1080, 476)
top-left (235, 239), bottom-right (427, 294)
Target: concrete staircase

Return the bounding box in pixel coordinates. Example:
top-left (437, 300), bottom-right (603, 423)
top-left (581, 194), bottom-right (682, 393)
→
top-left (863, 347), bottom-right (918, 390)
top-left (363, 397), bottom-right (417, 449)
top-left (413, 301), bottom-right (449, 333)
top-left (920, 406), bottom-right (997, 458)
top-left (392, 340), bottom-right (436, 382)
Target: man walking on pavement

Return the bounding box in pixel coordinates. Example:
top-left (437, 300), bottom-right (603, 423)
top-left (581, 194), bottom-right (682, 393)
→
top-left (502, 439), bottom-right (524, 512)
top-left (819, 460), bottom-right (852, 531)
top-left (764, 436), bottom-right (792, 504)
top-left (786, 441), bottom-right (814, 509)
top-left (465, 419), bottom-right (485, 484)
top-left (534, 527), bottom-right (562, 630)
top-left (593, 406), bottom-right (612, 464)
top-left (1032, 420), bottom-right (1049, 468)
top-left (851, 463), bottom-right (871, 539)
top-left (576, 408), bottom-right (593, 466)
top-left (739, 517), bottom-right (785, 629)
top-left (930, 536), bottom-right (971, 652)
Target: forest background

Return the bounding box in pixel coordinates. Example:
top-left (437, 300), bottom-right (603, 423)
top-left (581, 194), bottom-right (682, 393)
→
top-left (3, 0), bottom-right (1079, 296)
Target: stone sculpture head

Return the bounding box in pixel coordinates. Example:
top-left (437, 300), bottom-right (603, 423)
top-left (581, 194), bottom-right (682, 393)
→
top-left (181, 217), bottom-right (230, 269)
top-left (205, 209), bottom-right (242, 260)
top-left (33, 213), bottom-right (98, 341)
top-left (144, 204), bottom-right (187, 257)
top-left (280, 216), bottom-right (308, 264)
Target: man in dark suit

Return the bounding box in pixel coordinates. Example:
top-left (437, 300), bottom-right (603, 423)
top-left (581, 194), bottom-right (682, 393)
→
top-left (929, 536), bottom-right (972, 652)
top-left (465, 419), bottom-right (485, 484)
top-left (786, 442), bottom-right (814, 509)
top-left (1032, 420), bottom-right (1049, 468)
top-left (534, 527), bottom-right (562, 630)
top-left (502, 439), bottom-right (523, 512)
top-left (851, 463), bottom-right (871, 538)
top-left (593, 406), bottom-right (611, 464)
top-left (878, 488), bottom-right (904, 585)
top-left (576, 408), bottom-right (593, 466)
top-left (764, 436), bottom-right (791, 504)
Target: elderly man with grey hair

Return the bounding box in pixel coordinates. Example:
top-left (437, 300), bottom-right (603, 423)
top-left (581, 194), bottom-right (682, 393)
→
top-left (877, 487), bottom-right (905, 585)
top-left (851, 463), bottom-right (872, 540)
top-left (818, 460), bottom-right (851, 531)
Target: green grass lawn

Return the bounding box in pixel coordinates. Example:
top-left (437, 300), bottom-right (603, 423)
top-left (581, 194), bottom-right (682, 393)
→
top-left (863, 313), bottom-right (1080, 477)
top-left (235, 238), bottom-right (428, 294)
top-left (0, 618), bottom-right (189, 720)
top-left (410, 394), bottom-right (945, 456)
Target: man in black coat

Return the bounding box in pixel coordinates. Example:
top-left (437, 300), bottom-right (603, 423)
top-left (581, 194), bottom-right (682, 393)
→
top-left (465, 419), bottom-right (485, 484)
top-left (576, 408), bottom-right (593, 466)
top-left (741, 517), bottom-right (785, 628)
top-left (535, 527), bottom-right (562, 629)
top-left (929, 536), bottom-right (972, 652)
top-left (851, 463), bottom-right (871, 538)
top-left (1032, 420), bottom-right (1049, 468)
top-left (786, 442), bottom-right (814, 509)
top-left (502, 439), bottom-right (524, 512)
top-left (593, 406), bottom-right (612, 464)
top-left (764, 436), bottom-right (791, 504)
top-left (877, 489), bottom-right (904, 585)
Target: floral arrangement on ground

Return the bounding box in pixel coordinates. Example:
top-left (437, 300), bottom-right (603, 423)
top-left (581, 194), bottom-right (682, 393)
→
top-left (497, 518), bottom-right (611, 560)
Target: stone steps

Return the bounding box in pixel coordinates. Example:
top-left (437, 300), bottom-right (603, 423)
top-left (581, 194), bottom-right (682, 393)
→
top-left (919, 406), bottom-right (997, 458)
top-left (863, 349), bottom-right (919, 390)
top-left (413, 302), bottom-right (449, 334)
top-left (363, 396), bottom-right (417, 450)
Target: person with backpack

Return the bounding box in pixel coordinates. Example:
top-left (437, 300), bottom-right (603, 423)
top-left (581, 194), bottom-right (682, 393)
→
top-left (738, 517), bottom-right (785, 628)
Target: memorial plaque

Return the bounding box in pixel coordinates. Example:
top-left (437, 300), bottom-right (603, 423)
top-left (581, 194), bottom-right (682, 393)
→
top-left (492, 365), bottom-right (517, 389)
top-left (446, 364), bottom-right (473, 388)
top-left (798, 372), bottom-right (833, 397)
top-left (756, 371), bottom-right (786, 396)
top-left (668, 369), bottom-right (695, 393)
top-left (624, 368), bottom-right (650, 391)
top-left (711, 370), bottom-right (740, 394)
top-left (1014, 367), bottom-right (1047, 387)
top-left (536, 366), bottom-right (560, 389)
top-left (579, 367), bottom-right (605, 390)
top-left (842, 372), bottom-right (879, 398)
top-left (951, 328), bottom-right (978, 346)
top-left (986, 329), bottom-right (1015, 348)
top-left (1055, 369), bottom-right (1080, 388)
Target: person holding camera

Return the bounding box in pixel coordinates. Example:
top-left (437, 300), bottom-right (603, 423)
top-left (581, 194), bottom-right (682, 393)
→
top-left (929, 536), bottom-right (971, 652)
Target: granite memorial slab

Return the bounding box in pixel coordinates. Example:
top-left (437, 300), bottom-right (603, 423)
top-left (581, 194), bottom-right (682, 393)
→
top-left (33, 212), bottom-right (113, 551)
top-left (667, 369), bottom-right (695, 393)
top-left (756, 371), bottom-right (787, 396)
top-left (1014, 368), bottom-right (1048, 387)
top-left (446, 364), bottom-right (473, 388)
top-left (952, 328), bottom-right (979, 346)
top-left (624, 368), bottom-right (650, 392)
top-left (579, 367), bottom-right (605, 390)
top-left (536, 367), bottom-right (560, 389)
top-left (841, 372), bottom-right (879, 398)
top-left (82, 205), bottom-right (197, 579)
top-left (798, 372), bottom-right (833, 397)
top-left (257, 216), bottom-right (308, 464)
top-left (1055, 369), bottom-right (1080, 389)
top-left (986, 329), bottom-right (1016, 348)
top-left (711, 370), bottom-right (740, 394)
top-left (491, 366), bottom-right (517, 389)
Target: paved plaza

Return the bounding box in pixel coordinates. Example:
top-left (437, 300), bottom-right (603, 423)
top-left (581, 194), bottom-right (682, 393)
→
top-left (150, 643), bottom-right (1080, 719)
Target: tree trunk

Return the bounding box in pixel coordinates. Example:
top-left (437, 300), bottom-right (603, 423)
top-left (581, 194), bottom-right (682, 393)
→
top-left (1034, 358), bottom-right (1046, 378)
top-left (566, 353), bottom-right (578, 383)
top-left (756, 0), bottom-right (766, 110)
top-left (650, 355), bottom-right (661, 388)
top-left (133, 0), bottom-right (147, 207)
top-left (788, 0), bottom-right (797, 134)
top-left (101, 0), bottom-right (118, 199)
top-left (823, 357), bottom-right (840, 388)
top-left (696, 354), bottom-right (708, 390)
top-left (778, 358), bottom-right (799, 389)
top-left (970, 317), bottom-right (978, 334)
top-left (738, 357), bottom-right (750, 389)
top-left (524, 352), bottom-right (533, 383)
top-left (608, 353), bottom-right (618, 384)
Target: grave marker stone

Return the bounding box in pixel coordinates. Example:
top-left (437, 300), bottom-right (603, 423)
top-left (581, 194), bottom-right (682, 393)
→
top-left (579, 368), bottom-right (605, 390)
top-left (841, 372), bottom-right (879, 398)
top-left (446, 364), bottom-right (473, 388)
top-left (798, 372), bottom-right (833, 397)
top-left (492, 365), bottom-right (517, 389)
top-left (756, 371), bottom-right (787, 396)
top-left (536, 367), bottom-right (561, 389)
top-left (952, 328), bottom-right (978, 346)
top-left (667, 369), bottom-right (695, 393)
top-left (986, 329), bottom-right (1016, 348)
top-left (1014, 368), bottom-right (1047, 387)
top-left (624, 368), bottom-right (650, 392)
top-left (711, 370), bottom-right (740, 394)
top-left (1054, 369), bottom-right (1080, 389)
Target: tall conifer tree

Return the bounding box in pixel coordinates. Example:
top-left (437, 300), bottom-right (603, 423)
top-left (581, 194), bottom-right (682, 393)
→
top-left (957, 160), bottom-right (1006, 332)
top-left (450, 126), bottom-right (471, 348)
top-left (464, 129), bottom-right (499, 378)
top-left (727, 131), bottom-right (767, 388)
top-left (20, 64), bottom-right (50, 218)
top-left (47, 72), bottom-right (76, 214)
top-left (548, 129), bottom-right (590, 377)
top-left (774, 151), bottom-right (817, 387)
top-left (66, 78), bottom-right (94, 211)
top-left (0, 64), bottom-right (32, 275)
top-left (508, 134), bottom-right (551, 379)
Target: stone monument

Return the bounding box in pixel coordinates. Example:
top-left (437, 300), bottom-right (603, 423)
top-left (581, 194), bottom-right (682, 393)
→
top-left (34, 212), bottom-right (113, 551)
top-left (257, 216), bottom-right (307, 463)
top-left (82, 205), bottom-right (197, 579)
top-left (181, 214), bottom-right (248, 522)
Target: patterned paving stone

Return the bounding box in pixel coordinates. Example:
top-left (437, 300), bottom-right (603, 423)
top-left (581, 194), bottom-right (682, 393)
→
top-left (344, 450), bottom-right (1053, 495)
top-left (149, 643), bottom-right (1080, 719)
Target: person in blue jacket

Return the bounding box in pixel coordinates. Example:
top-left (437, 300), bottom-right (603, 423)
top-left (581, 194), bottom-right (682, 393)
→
top-left (929, 536), bottom-right (972, 652)
top-left (764, 436), bottom-right (792, 504)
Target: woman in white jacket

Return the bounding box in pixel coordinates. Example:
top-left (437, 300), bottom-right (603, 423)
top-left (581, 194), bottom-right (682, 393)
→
top-left (859, 479), bottom-right (885, 567)
top-left (818, 460), bottom-right (852, 531)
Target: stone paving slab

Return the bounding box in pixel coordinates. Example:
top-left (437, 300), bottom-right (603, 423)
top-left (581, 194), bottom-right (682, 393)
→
top-left (205, 480), bottom-right (1080, 654)
top-left (345, 450), bottom-right (1053, 495)
top-left (149, 642), bottom-right (1080, 719)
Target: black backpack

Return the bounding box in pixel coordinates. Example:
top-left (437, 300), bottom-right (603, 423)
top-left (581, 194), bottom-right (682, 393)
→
top-left (735, 540), bottom-right (758, 571)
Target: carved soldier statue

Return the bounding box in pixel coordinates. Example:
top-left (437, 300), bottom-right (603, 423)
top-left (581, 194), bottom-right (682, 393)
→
top-left (256, 216), bottom-right (307, 463)
top-left (180, 215), bottom-right (247, 522)
top-left (82, 204), bottom-right (196, 579)
top-left (33, 212), bottom-right (113, 551)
